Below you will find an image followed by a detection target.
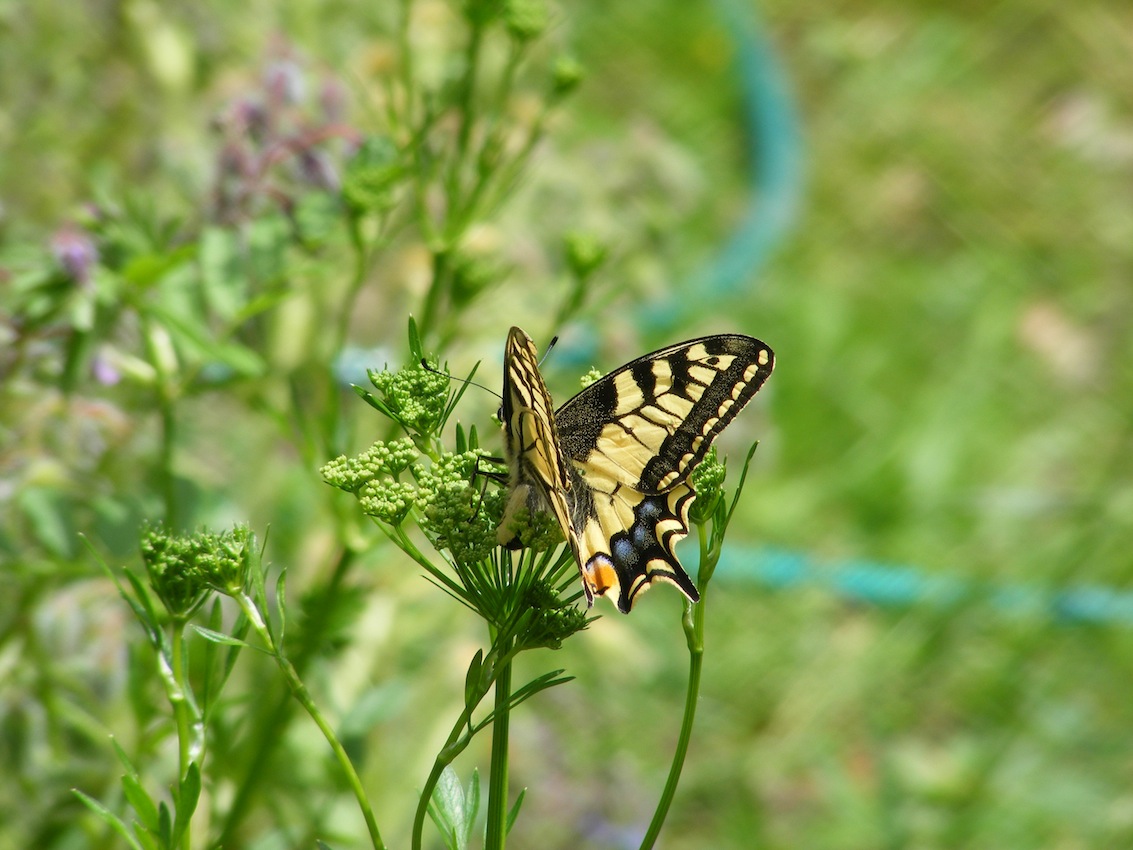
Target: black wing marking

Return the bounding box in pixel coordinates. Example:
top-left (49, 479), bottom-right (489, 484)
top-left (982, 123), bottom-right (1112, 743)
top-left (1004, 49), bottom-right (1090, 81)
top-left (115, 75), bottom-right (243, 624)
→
top-left (555, 335), bottom-right (774, 494)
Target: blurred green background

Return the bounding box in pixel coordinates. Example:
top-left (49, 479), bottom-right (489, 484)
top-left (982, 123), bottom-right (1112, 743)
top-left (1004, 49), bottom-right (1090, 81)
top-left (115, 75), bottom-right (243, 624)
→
top-left (3, 1), bottom-right (1133, 848)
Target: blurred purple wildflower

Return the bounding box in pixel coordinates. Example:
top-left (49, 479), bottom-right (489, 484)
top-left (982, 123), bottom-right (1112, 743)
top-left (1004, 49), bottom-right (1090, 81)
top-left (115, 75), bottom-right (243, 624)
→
top-left (50, 226), bottom-right (98, 287)
top-left (264, 59), bottom-right (306, 107)
top-left (92, 349), bottom-right (121, 386)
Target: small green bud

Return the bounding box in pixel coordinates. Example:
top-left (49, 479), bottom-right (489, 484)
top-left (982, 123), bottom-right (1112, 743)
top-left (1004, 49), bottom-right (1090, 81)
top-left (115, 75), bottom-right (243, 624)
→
top-left (141, 527), bottom-right (209, 617)
top-left (504, 0), bottom-right (547, 41)
top-left (198, 525), bottom-right (256, 595)
top-left (563, 231), bottom-right (608, 281)
top-left (550, 56), bottom-right (584, 99)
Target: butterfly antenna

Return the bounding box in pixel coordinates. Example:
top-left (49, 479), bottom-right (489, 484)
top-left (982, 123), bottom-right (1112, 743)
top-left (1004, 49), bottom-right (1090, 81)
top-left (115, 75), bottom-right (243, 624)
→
top-left (538, 335), bottom-right (560, 368)
top-left (420, 359), bottom-right (502, 401)
top-left (468, 454), bottom-right (507, 521)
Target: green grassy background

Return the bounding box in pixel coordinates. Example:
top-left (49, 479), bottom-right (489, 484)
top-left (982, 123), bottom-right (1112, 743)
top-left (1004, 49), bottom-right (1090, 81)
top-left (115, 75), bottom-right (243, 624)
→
top-left (3, 1), bottom-right (1132, 848)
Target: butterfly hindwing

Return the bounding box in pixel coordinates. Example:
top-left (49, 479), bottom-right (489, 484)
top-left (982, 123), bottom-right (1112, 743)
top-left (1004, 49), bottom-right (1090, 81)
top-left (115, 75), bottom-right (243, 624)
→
top-left (498, 327), bottom-right (774, 613)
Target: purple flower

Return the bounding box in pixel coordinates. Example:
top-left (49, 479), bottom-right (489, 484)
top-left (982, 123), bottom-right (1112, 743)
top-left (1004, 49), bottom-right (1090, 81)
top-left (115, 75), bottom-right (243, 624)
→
top-left (50, 226), bottom-right (98, 287)
top-left (298, 149), bottom-right (340, 192)
top-left (264, 59), bottom-right (306, 106)
top-left (92, 349), bottom-right (121, 386)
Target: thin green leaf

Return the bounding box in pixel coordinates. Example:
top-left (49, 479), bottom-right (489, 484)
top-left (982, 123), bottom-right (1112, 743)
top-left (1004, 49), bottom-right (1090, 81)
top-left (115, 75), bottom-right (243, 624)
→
top-left (120, 774), bottom-right (160, 834)
top-left (109, 736), bottom-right (139, 778)
top-left (442, 361), bottom-right (481, 423)
top-left (506, 787), bottom-right (526, 834)
top-left (191, 625), bottom-right (257, 650)
top-left (157, 800), bottom-right (172, 847)
top-left (426, 765), bottom-right (466, 850)
top-left (473, 671), bottom-right (573, 733)
top-left (464, 768), bottom-right (481, 848)
top-left (724, 441), bottom-right (760, 529)
top-left (354, 384), bottom-right (397, 417)
top-left (275, 567), bottom-right (288, 646)
top-left (72, 790), bottom-right (145, 850)
top-left (200, 600), bottom-right (224, 712)
top-left (408, 315), bottom-right (423, 362)
top-left (120, 568), bottom-right (164, 647)
top-left (170, 762), bottom-right (201, 845)
top-left (224, 610), bottom-right (252, 674)
top-left (464, 650), bottom-right (485, 704)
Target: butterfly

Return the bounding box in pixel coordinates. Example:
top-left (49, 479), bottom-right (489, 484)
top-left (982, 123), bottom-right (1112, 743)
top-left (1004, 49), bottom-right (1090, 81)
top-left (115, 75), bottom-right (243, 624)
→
top-left (497, 327), bottom-right (774, 613)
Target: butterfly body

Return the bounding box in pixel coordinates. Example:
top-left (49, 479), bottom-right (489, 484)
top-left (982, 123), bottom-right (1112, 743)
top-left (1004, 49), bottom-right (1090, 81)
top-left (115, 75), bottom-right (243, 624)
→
top-left (499, 327), bottom-right (774, 613)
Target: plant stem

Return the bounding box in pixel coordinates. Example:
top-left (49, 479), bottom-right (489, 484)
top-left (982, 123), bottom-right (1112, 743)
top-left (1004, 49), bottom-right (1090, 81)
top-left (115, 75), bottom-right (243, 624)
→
top-left (484, 641), bottom-right (513, 850)
top-left (638, 525), bottom-right (712, 850)
top-left (169, 621), bottom-right (193, 850)
top-left (412, 701), bottom-right (480, 850)
top-left (215, 547), bottom-right (355, 846)
top-left (418, 247), bottom-right (449, 345)
top-left (234, 592), bottom-right (387, 850)
top-left (159, 394), bottom-right (177, 527)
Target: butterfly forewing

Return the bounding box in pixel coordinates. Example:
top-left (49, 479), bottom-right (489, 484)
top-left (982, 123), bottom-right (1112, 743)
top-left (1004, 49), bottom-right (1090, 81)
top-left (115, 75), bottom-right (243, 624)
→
top-left (498, 327), bottom-right (774, 613)
top-left (556, 335), bottom-right (774, 493)
top-left (497, 328), bottom-right (574, 549)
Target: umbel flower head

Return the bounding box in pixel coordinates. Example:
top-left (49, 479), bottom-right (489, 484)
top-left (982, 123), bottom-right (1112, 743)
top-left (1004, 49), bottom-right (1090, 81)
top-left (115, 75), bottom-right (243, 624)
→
top-left (321, 438), bottom-right (418, 493)
top-left (140, 524), bottom-right (256, 616)
top-left (413, 450), bottom-right (504, 568)
top-left (366, 359), bottom-right (450, 437)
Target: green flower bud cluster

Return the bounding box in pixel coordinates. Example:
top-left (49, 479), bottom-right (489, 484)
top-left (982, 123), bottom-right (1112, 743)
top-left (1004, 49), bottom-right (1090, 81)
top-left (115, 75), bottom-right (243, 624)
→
top-left (359, 479), bottom-right (417, 525)
top-left (342, 136), bottom-right (404, 215)
top-left (501, 505), bottom-right (564, 552)
top-left (140, 524), bottom-right (256, 614)
top-left (563, 231), bottom-right (608, 281)
top-left (689, 447), bottom-right (726, 525)
top-left (519, 579), bottom-right (588, 650)
top-left (579, 367), bottom-right (604, 390)
top-left (321, 438), bottom-right (419, 492)
top-left (368, 361), bottom-right (450, 435)
top-left (414, 451), bottom-right (503, 566)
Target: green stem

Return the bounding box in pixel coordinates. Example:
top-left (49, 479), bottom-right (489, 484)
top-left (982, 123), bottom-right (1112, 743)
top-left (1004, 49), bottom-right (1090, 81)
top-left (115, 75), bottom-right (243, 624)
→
top-left (484, 641), bottom-right (513, 850)
top-left (412, 699), bottom-right (481, 850)
top-left (159, 392), bottom-right (177, 527)
top-left (169, 620), bottom-right (194, 850)
top-left (418, 248), bottom-right (449, 346)
top-left (638, 525), bottom-right (712, 850)
top-left (234, 592), bottom-right (387, 850)
top-left (215, 548), bottom-right (356, 847)
top-left (449, 19), bottom-right (485, 196)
